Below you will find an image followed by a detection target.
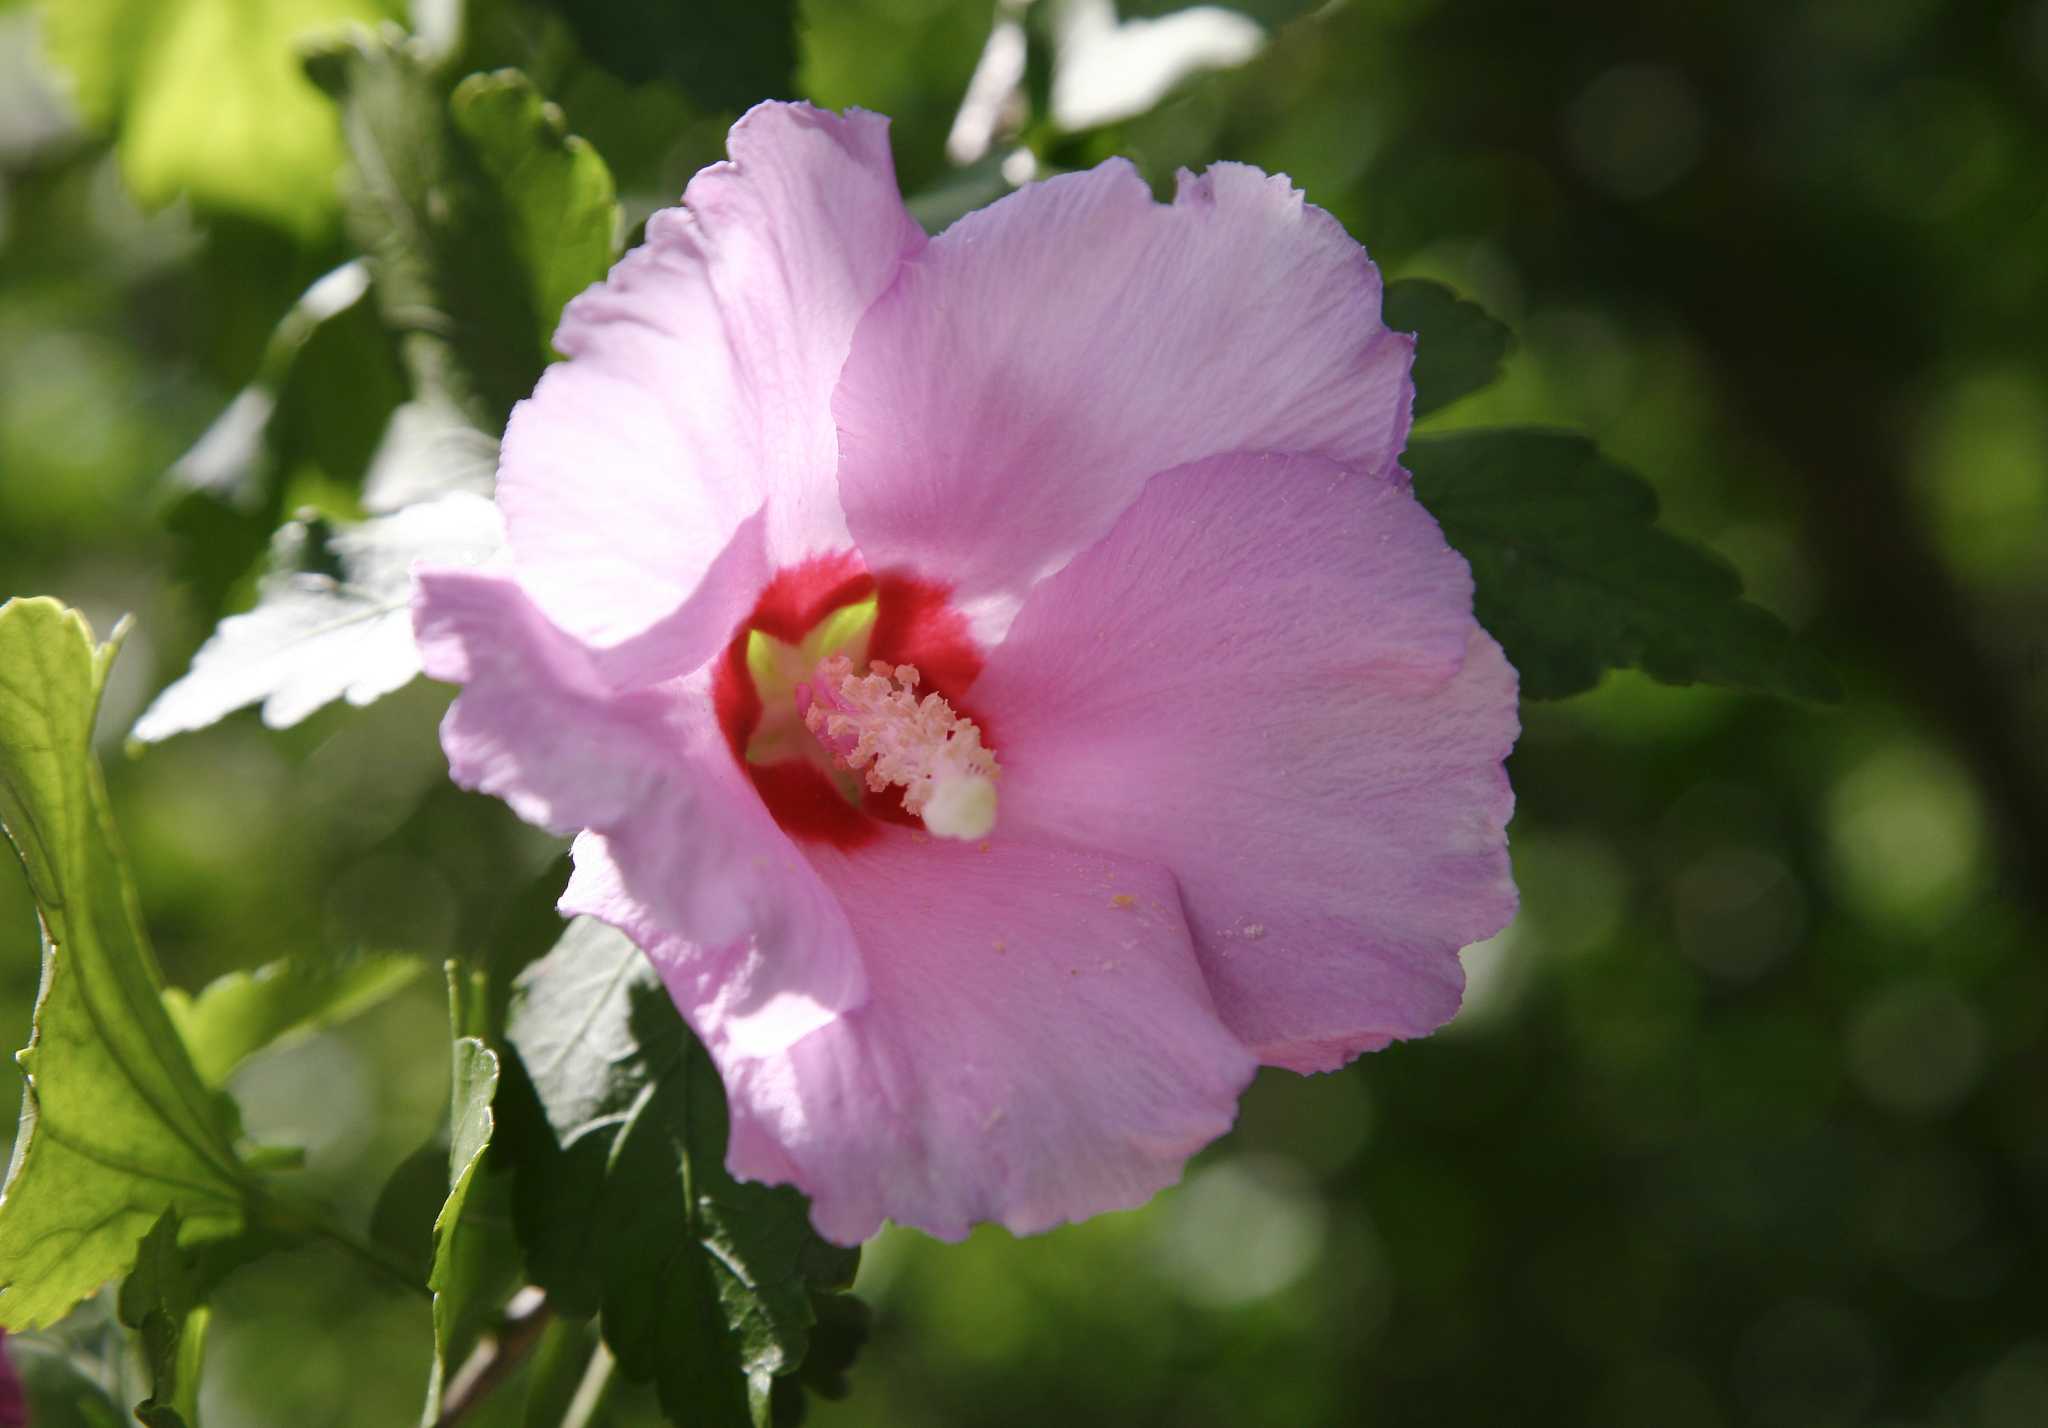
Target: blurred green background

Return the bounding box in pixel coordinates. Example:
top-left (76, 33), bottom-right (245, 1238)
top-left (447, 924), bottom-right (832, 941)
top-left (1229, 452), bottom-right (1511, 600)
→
top-left (3, 0), bottom-right (2045, 1424)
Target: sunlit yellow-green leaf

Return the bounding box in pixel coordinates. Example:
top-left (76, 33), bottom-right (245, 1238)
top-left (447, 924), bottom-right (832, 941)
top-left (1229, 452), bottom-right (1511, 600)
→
top-left (42, 0), bottom-right (391, 237)
top-left (163, 954), bottom-right (423, 1088)
top-left (0, 599), bottom-right (253, 1331)
top-left (449, 70), bottom-right (621, 357)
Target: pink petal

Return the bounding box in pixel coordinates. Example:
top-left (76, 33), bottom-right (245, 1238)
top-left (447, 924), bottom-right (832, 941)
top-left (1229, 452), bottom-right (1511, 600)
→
top-left (562, 828), bottom-right (861, 1057)
top-left (416, 566), bottom-right (865, 1051)
top-left (973, 451), bottom-right (1519, 1073)
top-left (498, 102), bottom-right (925, 661)
top-left (833, 159), bottom-right (1413, 640)
top-left (655, 831), bottom-right (1257, 1244)
top-left (415, 567), bottom-right (681, 834)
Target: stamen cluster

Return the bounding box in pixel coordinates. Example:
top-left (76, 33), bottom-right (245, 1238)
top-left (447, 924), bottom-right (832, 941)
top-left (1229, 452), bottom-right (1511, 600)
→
top-left (800, 656), bottom-right (1000, 839)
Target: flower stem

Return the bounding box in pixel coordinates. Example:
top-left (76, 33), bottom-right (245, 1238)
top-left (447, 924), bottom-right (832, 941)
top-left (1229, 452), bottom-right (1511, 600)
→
top-left (560, 1341), bottom-right (617, 1428)
top-left (436, 1291), bottom-right (554, 1427)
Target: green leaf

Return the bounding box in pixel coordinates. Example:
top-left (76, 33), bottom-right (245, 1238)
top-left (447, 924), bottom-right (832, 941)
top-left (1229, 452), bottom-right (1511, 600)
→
top-left (533, 0), bottom-right (797, 114)
top-left (0, 599), bottom-right (254, 1331)
top-left (160, 260), bottom-right (409, 571)
top-left (117, 1220), bottom-right (207, 1428)
top-left (115, 1211), bottom-right (271, 1428)
top-left (130, 492), bottom-right (503, 743)
top-left (161, 954), bottom-right (423, 1087)
top-left (304, 34), bottom-right (619, 431)
top-left (421, 965), bottom-right (520, 1425)
top-left (164, 263), bottom-right (379, 510)
top-left (1384, 278), bottom-right (1514, 420)
top-left (449, 70), bottom-right (621, 359)
top-left (1407, 430), bottom-right (1840, 701)
top-left (367, 1140), bottom-right (450, 1285)
top-left (41, 0), bottom-right (390, 238)
top-left (502, 920), bottom-right (862, 1428)
top-left (768, 1290), bottom-right (871, 1425)
top-left (144, 44), bottom-right (614, 745)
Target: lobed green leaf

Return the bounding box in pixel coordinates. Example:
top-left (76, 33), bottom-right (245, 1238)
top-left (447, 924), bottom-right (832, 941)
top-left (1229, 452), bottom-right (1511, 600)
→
top-left (1384, 277), bottom-right (1515, 420)
top-left (115, 1212), bottom-right (276, 1428)
top-left (305, 33), bottom-right (620, 431)
top-left (117, 1215), bottom-right (208, 1428)
top-left (502, 920), bottom-right (863, 1428)
top-left (1408, 429), bottom-right (1840, 702)
top-left (0, 600), bottom-right (254, 1331)
top-left (131, 492), bottom-right (503, 744)
top-left (41, 0), bottom-right (391, 238)
top-left (140, 40), bottom-right (620, 747)
top-left (162, 954), bottom-right (423, 1088)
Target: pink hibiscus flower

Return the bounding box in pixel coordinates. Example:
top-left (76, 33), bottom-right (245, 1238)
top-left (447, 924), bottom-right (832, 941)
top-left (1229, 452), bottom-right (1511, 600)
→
top-left (414, 102), bottom-right (1517, 1244)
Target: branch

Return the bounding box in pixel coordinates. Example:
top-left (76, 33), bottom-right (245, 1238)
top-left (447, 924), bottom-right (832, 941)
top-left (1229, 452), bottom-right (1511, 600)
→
top-left (436, 1288), bottom-right (553, 1426)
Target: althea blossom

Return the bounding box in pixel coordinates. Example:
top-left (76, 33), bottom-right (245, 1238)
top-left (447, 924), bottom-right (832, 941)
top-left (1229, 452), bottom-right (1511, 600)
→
top-left (413, 102), bottom-right (1518, 1244)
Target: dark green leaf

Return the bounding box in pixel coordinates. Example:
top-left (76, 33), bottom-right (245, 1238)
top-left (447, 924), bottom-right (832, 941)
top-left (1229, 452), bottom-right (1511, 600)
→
top-left (162, 954), bottom-right (422, 1087)
top-left (769, 1291), bottom-right (871, 1426)
top-left (116, 1213), bottom-right (272, 1428)
top-left (304, 28), bottom-right (527, 427)
top-left (117, 1222), bottom-right (205, 1428)
top-left (367, 1140), bottom-right (449, 1286)
top-left (421, 966), bottom-right (521, 1424)
top-left (0, 600), bottom-right (254, 1331)
top-left (304, 36), bottom-right (619, 431)
top-left (534, 0), bottom-right (797, 113)
top-left (502, 920), bottom-right (863, 1428)
top-left (160, 252), bottom-right (428, 618)
top-left (1407, 430), bottom-right (1840, 701)
top-left (1384, 278), bottom-right (1514, 419)
top-left (164, 263), bottom-right (379, 510)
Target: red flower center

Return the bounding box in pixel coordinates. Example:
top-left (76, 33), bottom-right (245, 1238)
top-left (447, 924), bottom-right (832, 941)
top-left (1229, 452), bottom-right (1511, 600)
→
top-left (711, 552), bottom-right (991, 849)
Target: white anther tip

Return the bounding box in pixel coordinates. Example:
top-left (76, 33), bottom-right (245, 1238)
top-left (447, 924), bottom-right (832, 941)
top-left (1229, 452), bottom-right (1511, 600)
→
top-left (921, 773), bottom-right (998, 841)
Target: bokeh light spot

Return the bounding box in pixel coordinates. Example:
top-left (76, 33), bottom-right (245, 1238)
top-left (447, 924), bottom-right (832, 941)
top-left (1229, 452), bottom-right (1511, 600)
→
top-left (1826, 743), bottom-right (1985, 929)
top-left (1845, 979), bottom-right (1987, 1118)
top-left (1151, 1156), bottom-right (1328, 1308)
